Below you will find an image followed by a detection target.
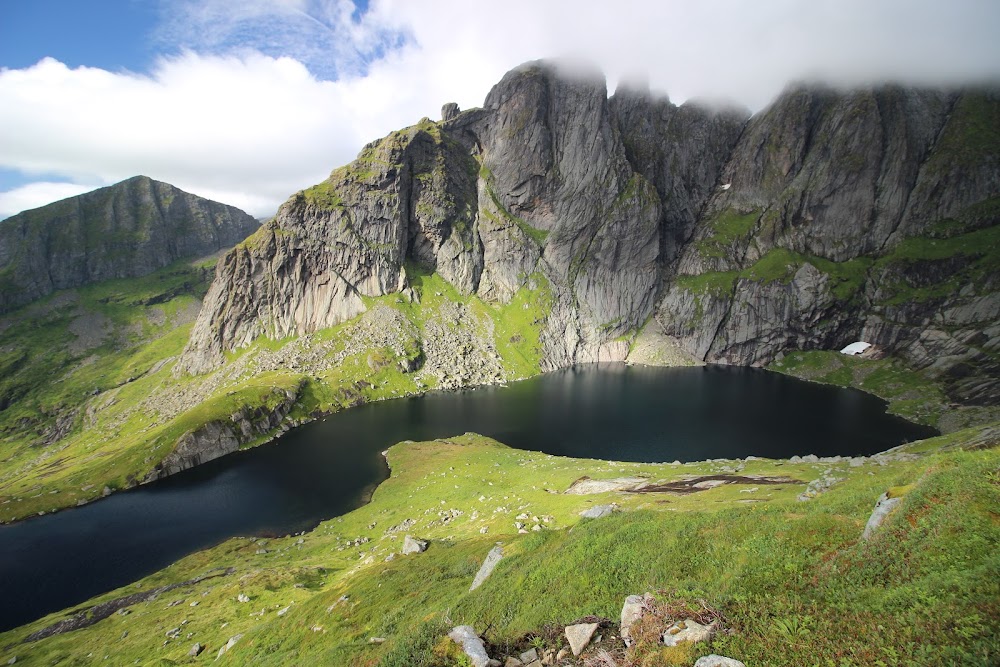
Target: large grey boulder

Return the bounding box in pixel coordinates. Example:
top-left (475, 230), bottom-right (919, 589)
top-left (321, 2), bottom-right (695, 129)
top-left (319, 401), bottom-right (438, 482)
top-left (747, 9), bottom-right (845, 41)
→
top-left (620, 593), bottom-right (653, 646)
top-left (470, 545), bottom-right (504, 591)
top-left (661, 618), bottom-right (716, 646)
top-left (579, 504), bottom-right (616, 519)
top-left (448, 625), bottom-right (500, 667)
top-left (564, 622), bottom-right (599, 656)
top-left (861, 492), bottom-right (903, 540)
top-left (402, 535), bottom-right (428, 554)
top-left (694, 655), bottom-right (747, 667)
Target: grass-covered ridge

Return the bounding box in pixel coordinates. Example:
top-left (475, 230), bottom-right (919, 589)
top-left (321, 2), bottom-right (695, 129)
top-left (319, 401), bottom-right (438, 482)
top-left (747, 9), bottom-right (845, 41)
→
top-left (2, 428), bottom-right (996, 666)
top-left (0, 258), bottom-right (554, 523)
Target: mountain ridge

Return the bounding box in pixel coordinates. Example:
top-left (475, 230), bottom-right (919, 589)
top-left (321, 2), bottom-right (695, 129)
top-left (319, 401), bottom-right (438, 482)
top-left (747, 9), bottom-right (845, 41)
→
top-left (176, 61), bottom-right (999, 404)
top-left (0, 175), bottom-right (260, 314)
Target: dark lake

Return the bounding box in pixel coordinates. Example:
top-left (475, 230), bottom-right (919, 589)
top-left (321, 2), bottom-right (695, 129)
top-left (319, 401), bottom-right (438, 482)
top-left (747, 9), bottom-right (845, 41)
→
top-left (0, 364), bottom-right (936, 632)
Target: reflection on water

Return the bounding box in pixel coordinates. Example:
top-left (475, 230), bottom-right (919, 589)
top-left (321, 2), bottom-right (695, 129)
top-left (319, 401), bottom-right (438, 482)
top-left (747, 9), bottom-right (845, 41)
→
top-left (0, 364), bottom-right (935, 631)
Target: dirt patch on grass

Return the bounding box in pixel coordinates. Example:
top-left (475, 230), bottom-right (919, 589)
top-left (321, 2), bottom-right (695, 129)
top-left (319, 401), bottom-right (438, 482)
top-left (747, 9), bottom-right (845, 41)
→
top-left (629, 474), bottom-right (802, 495)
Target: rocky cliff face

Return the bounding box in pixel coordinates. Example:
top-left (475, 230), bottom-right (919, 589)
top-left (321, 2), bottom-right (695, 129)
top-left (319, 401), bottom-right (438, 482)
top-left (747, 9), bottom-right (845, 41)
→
top-left (177, 61), bottom-right (999, 404)
top-left (0, 176), bottom-right (259, 313)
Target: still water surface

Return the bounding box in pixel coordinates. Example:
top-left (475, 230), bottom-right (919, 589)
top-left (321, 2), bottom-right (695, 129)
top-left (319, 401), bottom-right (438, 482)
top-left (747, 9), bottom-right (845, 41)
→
top-left (0, 364), bottom-right (936, 631)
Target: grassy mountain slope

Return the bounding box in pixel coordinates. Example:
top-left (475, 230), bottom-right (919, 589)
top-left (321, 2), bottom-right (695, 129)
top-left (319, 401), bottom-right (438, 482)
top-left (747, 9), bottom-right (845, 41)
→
top-left (0, 261), bottom-right (553, 523)
top-left (2, 428), bottom-right (996, 666)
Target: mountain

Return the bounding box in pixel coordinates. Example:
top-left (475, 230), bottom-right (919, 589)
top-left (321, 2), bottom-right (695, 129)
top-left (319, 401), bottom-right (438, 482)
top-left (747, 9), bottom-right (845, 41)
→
top-left (0, 176), bottom-right (260, 313)
top-left (177, 61), bottom-right (999, 405)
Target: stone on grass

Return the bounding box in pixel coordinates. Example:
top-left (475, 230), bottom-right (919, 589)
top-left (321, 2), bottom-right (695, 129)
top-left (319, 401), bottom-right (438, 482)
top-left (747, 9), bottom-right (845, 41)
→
top-left (620, 593), bottom-right (653, 646)
top-left (861, 492), bottom-right (902, 540)
top-left (449, 625), bottom-right (500, 667)
top-left (237, 593), bottom-right (249, 603)
top-left (216, 633), bottom-right (243, 659)
top-left (565, 622), bottom-right (599, 656)
top-left (402, 535), bottom-right (428, 554)
top-left (693, 655), bottom-right (746, 667)
top-left (188, 643), bottom-right (204, 657)
top-left (661, 618), bottom-right (715, 646)
top-left (470, 545), bottom-right (504, 591)
top-left (579, 504), bottom-right (615, 519)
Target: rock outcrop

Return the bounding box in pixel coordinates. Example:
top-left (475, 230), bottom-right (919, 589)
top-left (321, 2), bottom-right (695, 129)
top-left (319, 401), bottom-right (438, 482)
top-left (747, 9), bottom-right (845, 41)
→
top-left (175, 60), bottom-right (999, 404)
top-left (0, 176), bottom-right (259, 313)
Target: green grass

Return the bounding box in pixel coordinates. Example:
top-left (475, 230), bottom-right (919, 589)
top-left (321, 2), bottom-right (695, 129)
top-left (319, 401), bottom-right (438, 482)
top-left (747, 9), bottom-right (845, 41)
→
top-left (770, 351), bottom-right (950, 426)
top-left (3, 429), bottom-right (996, 666)
top-left (696, 209), bottom-right (759, 259)
top-left (0, 257), bottom-right (555, 522)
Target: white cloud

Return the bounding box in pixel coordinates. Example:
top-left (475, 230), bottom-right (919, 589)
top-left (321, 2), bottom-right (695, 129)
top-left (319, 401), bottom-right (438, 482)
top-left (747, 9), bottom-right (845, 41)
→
top-left (2, 0), bottom-right (999, 219)
top-left (0, 182), bottom-right (94, 219)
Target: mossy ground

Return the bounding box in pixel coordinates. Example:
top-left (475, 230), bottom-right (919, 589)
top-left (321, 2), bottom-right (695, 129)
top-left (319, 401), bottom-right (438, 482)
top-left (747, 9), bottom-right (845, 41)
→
top-left (2, 428), bottom-right (996, 666)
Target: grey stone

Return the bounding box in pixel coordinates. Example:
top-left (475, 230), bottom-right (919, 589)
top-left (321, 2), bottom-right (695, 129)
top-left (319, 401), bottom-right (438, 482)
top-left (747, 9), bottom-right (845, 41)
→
top-left (579, 504), bottom-right (616, 519)
top-left (470, 545), bottom-right (504, 591)
top-left (442, 102), bottom-right (461, 121)
top-left (620, 593), bottom-right (653, 646)
top-left (216, 633), bottom-right (243, 659)
top-left (564, 622), bottom-right (599, 656)
top-left (861, 492), bottom-right (903, 540)
top-left (661, 618), bottom-right (715, 646)
top-left (694, 655), bottom-right (746, 667)
top-left (519, 648), bottom-right (538, 663)
top-left (449, 625), bottom-right (498, 667)
top-left (188, 643), bottom-right (204, 657)
top-left (402, 535), bottom-right (428, 554)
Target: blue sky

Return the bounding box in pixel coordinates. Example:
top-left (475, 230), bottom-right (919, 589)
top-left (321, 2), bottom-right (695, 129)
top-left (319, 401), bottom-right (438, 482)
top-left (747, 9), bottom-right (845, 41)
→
top-left (1, 0), bottom-right (999, 219)
top-left (0, 1), bottom-right (160, 72)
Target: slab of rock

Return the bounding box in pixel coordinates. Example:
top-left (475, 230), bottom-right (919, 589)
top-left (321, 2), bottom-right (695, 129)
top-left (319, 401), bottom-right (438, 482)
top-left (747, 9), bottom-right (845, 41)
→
top-left (449, 625), bottom-right (500, 667)
top-left (519, 648), bottom-right (538, 663)
top-left (188, 643), bottom-right (203, 657)
top-left (661, 618), bottom-right (715, 646)
top-left (566, 477), bottom-right (646, 494)
top-left (694, 655), bottom-right (746, 667)
top-left (580, 504), bottom-right (616, 519)
top-left (861, 492), bottom-right (902, 540)
top-left (470, 545), bottom-right (504, 591)
top-left (402, 535), bottom-right (428, 554)
top-left (620, 593), bottom-right (653, 646)
top-left (565, 622), bottom-right (599, 656)
top-left (216, 633), bottom-right (243, 659)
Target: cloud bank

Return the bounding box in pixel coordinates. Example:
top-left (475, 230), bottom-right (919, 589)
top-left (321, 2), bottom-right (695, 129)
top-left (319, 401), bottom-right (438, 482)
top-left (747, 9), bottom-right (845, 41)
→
top-left (2, 0), bottom-right (999, 218)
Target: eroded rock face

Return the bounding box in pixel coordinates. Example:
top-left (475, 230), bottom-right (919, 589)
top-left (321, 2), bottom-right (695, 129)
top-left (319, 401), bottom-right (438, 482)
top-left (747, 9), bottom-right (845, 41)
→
top-left (175, 61), bottom-right (999, 403)
top-left (0, 176), bottom-right (259, 314)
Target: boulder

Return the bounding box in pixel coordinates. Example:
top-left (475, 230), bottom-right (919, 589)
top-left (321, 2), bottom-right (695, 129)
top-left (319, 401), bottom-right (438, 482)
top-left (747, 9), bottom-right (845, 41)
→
top-left (448, 625), bottom-right (500, 667)
top-left (693, 655), bottom-right (746, 667)
top-left (188, 643), bottom-right (204, 657)
top-left (216, 633), bottom-right (243, 659)
top-left (470, 545), bottom-right (504, 591)
top-left (402, 535), bottom-right (429, 554)
top-left (620, 593), bottom-right (653, 646)
top-left (861, 492), bottom-right (903, 540)
top-left (661, 618), bottom-right (715, 646)
top-left (579, 504), bottom-right (616, 519)
top-left (564, 622), bottom-right (599, 656)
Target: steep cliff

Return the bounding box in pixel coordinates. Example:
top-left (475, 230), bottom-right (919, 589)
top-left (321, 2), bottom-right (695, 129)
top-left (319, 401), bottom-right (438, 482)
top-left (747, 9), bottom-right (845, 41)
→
top-left (178, 62), bottom-right (745, 374)
top-left (177, 61), bottom-right (999, 404)
top-left (0, 176), bottom-right (260, 313)
top-left (657, 85), bottom-right (1000, 402)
